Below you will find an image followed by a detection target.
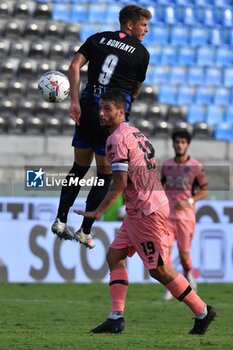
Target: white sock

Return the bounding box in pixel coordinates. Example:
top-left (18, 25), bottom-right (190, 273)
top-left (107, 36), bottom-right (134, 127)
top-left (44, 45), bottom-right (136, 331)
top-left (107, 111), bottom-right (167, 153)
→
top-left (109, 311), bottom-right (123, 320)
top-left (196, 305), bottom-right (208, 319)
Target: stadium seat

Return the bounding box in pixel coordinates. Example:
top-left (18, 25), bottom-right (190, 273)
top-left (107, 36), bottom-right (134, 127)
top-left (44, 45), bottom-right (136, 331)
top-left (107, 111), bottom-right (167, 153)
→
top-left (45, 116), bottom-right (62, 135)
top-left (205, 105), bottom-right (224, 125)
top-left (186, 104), bottom-right (206, 124)
top-left (53, 99), bottom-right (70, 118)
top-left (194, 0), bottom-right (213, 6)
top-left (17, 59), bottom-right (37, 77)
top-left (148, 4), bottom-right (164, 25)
top-left (0, 1), bottom-right (13, 18)
top-left (154, 119), bottom-right (173, 138)
top-left (214, 0), bottom-right (231, 7)
top-left (173, 120), bottom-right (193, 135)
top-left (226, 28), bottom-right (233, 46)
top-left (182, 5), bottom-right (197, 26)
top-left (34, 2), bottom-right (52, 19)
top-left (164, 5), bottom-right (179, 25)
top-left (138, 85), bottom-right (157, 102)
top-left (44, 21), bottom-right (65, 39)
top-left (0, 58), bottom-right (19, 78)
top-left (79, 24), bottom-right (98, 42)
top-left (209, 27), bottom-right (224, 46)
top-left (221, 7), bottom-right (233, 27)
top-left (13, 1), bottom-right (36, 18)
top-left (152, 66), bottom-right (169, 85)
top-left (169, 66), bottom-right (186, 85)
top-left (52, 4), bottom-right (71, 22)
top-left (215, 47), bottom-right (233, 67)
top-left (67, 42), bottom-right (81, 59)
top-left (0, 81), bottom-right (8, 97)
top-left (26, 80), bottom-right (40, 98)
top-left (214, 87), bottom-right (230, 106)
top-left (224, 105), bottom-right (233, 123)
top-left (148, 46), bottom-right (161, 65)
top-left (193, 122), bottom-right (214, 139)
top-left (198, 6), bottom-right (217, 27)
top-left (25, 115), bottom-right (45, 135)
top-left (195, 86), bottom-right (214, 104)
top-left (135, 119), bottom-right (154, 138)
top-left (170, 26), bottom-right (189, 46)
top-left (0, 39), bottom-right (11, 58)
top-left (177, 46), bottom-right (196, 66)
top-left (5, 19), bottom-right (25, 38)
top-left (0, 98), bottom-right (18, 116)
top-left (159, 85), bottom-right (177, 105)
top-left (177, 86), bottom-right (195, 105)
top-left (70, 4), bottom-right (88, 23)
top-left (167, 105), bottom-right (186, 123)
top-left (215, 123), bottom-right (233, 141)
top-left (24, 20), bottom-right (45, 38)
top-left (147, 102), bottom-right (168, 120)
top-left (8, 80), bottom-right (27, 97)
top-left (49, 42), bottom-right (68, 59)
top-left (88, 4), bottom-right (107, 23)
top-left (37, 60), bottom-right (56, 77)
top-left (187, 66), bottom-right (204, 86)
top-left (175, 0), bottom-right (190, 4)
top-left (223, 67), bottom-right (233, 87)
top-left (161, 46), bottom-right (177, 65)
top-left (190, 27), bottom-right (209, 47)
top-left (205, 67), bottom-right (222, 86)
top-left (105, 3), bottom-right (122, 24)
top-left (63, 23), bottom-right (80, 41)
top-left (28, 41), bottom-right (49, 58)
top-left (131, 101), bottom-right (148, 119)
top-left (196, 46), bottom-right (215, 66)
top-left (0, 115), bottom-right (9, 133)
top-left (62, 116), bottom-right (75, 135)
top-left (10, 41), bottom-right (29, 58)
top-left (149, 26), bottom-right (169, 46)
top-left (36, 100), bottom-right (55, 118)
top-left (55, 60), bottom-right (70, 75)
top-left (17, 98), bottom-right (36, 116)
top-left (8, 116), bottom-right (26, 134)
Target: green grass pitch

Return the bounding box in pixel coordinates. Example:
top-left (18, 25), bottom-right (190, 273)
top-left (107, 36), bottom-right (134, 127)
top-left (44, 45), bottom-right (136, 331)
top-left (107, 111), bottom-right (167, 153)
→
top-left (0, 283), bottom-right (232, 350)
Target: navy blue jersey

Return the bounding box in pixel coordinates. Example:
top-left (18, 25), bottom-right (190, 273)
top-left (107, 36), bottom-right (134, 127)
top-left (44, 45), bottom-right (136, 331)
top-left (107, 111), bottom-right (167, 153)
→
top-left (78, 30), bottom-right (149, 94)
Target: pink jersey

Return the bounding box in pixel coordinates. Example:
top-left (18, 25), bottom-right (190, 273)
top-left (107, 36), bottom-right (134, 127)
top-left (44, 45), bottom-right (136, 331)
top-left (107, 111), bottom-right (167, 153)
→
top-left (106, 122), bottom-right (168, 218)
top-left (161, 157), bottom-right (208, 220)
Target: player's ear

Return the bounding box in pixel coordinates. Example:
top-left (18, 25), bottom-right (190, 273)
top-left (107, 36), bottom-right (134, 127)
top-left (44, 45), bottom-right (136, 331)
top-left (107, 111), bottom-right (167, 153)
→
top-left (125, 20), bottom-right (133, 31)
top-left (120, 107), bottom-right (125, 120)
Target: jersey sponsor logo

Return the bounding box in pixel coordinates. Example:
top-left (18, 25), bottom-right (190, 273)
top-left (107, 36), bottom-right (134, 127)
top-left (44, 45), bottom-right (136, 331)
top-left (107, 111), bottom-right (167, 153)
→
top-left (119, 32), bottom-right (126, 39)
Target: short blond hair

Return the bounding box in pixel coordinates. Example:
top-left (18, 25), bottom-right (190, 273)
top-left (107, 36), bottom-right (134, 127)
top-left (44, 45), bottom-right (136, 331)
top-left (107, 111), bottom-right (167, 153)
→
top-left (119, 5), bottom-right (152, 26)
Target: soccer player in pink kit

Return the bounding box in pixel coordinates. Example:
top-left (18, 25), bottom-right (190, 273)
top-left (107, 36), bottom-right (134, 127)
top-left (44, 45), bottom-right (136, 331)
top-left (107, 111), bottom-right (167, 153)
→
top-left (75, 90), bottom-right (216, 335)
top-left (161, 130), bottom-right (209, 301)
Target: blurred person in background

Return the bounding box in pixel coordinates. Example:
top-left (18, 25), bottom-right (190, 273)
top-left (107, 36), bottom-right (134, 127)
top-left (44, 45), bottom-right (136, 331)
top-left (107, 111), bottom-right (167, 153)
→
top-left (161, 129), bottom-right (208, 301)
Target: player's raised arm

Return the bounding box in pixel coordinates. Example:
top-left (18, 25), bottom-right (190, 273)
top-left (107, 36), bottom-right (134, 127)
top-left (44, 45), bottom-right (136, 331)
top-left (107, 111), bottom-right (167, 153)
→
top-left (68, 53), bottom-right (87, 124)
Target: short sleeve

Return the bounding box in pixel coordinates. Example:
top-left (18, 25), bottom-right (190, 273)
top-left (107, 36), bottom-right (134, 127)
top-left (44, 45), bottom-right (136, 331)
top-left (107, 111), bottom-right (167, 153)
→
top-left (106, 135), bottom-right (129, 170)
top-left (196, 163), bottom-right (208, 187)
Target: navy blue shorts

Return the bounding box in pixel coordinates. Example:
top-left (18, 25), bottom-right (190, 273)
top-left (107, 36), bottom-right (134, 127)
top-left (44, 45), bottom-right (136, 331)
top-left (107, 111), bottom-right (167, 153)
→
top-left (72, 89), bottom-right (131, 156)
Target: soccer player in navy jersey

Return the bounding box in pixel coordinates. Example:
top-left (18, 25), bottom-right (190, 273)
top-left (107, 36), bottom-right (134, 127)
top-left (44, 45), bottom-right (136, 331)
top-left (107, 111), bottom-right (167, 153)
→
top-left (52, 5), bottom-right (152, 248)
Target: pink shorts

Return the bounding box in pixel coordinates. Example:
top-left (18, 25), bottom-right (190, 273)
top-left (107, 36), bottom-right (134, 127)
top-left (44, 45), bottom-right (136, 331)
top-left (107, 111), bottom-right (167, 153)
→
top-left (167, 218), bottom-right (195, 252)
top-left (110, 204), bottom-right (170, 270)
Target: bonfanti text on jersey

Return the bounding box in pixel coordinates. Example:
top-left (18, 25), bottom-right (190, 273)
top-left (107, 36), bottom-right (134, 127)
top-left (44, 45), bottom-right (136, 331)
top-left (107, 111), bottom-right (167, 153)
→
top-left (45, 176), bottom-right (105, 187)
top-left (99, 37), bottom-right (136, 54)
